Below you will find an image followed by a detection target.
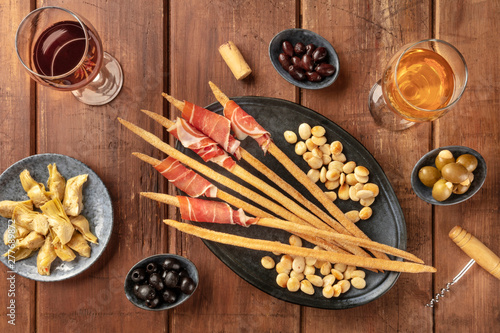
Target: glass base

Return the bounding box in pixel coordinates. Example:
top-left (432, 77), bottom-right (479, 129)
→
top-left (368, 80), bottom-right (416, 131)
top-left (72, 52), bottom-right (123, 106)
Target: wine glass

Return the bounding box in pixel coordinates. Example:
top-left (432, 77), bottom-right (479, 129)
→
top-left (15, 6), bottom-right (123, 106)
top-left (368, 39), bottom-right (468, 131)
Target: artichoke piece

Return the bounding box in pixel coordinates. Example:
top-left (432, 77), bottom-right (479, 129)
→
top-left (12, 204), bottom-right (49, 236)
top-left (3, 223), bottom-right (30, 245)
top-left (70, 215), bottom-right (98, 244)
top-left (4, 231), bottom-right (45, 257)
top-left (3, 248), bottom-right (33, 261)
top-left (19, 169), bottom-right (51, 208)
top-left (67, 231), bottom-right (91, 257)
top-left (40, 198), bottom-right (74, 245)
top-left (53, 240), bottom-right (76, 262)
top-left (47, 163), bottom-right (66, 201)
top-left (37, 234), bottom-right (57, 275)
top-left (62, 174), bottom-right (88, 217)
top-left (0, 200), bottom-right (33, 218)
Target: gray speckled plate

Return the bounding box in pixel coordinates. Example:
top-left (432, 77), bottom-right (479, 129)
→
top-left (0, 154), bottom-right (113, 281)
top-left (177, 97), bottom-right (406, 309)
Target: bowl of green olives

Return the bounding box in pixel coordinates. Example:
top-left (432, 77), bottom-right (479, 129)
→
top-left (124, 254), bottom-right (198, 311)
top-left (411, 146), bottom-right (486, 205)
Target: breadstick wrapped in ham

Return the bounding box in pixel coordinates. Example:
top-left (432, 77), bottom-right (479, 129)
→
top-left (154, 156), bottom-right (217, 198)
top-left (181, 101), bottom-right (241, 159)
top-left (168, 117), bottom-right (236, 171)
top-left (177, 196), bottom-right (257, 227)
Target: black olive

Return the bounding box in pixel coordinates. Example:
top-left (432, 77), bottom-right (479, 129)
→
top-left (146, 262), bottom-right (158, 274)
top-left (133, 284), bottom-right (141, 296)
top-left (130, 268), bottom-right (146, 283)
top-left (136, 284), bottom-right (156, 301)
top-left (178, 269), bottom-right (189, 279)
top-left (164, 270), bottom-right (180, 288)
top-left (146, 297), bottom-right (161, 309)
top-left (161, 258), bottom-right (181, 272)
top-left (294, 42), bottom-right (306, 56)
top-left (149, 273), bottom-right (165, 291)
top-left (162, 289), bottom-right (178, 304)
top-left (180, 276), bottom-right (196, 295)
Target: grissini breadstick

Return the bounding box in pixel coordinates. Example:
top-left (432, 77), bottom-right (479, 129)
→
top-left (163, 219), bottom-right (436, 273)
top-left (118, 118), bottom-right (353, 254)
top-left (143, 192), bottom-right (423, 263)
top-left (133, 153), bottom-right (349, 254)
top-left (208, 81), bottom-right (389, 261)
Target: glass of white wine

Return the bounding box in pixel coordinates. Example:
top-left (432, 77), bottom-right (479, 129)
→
top-left (368, 39), bottom-right (468, 130)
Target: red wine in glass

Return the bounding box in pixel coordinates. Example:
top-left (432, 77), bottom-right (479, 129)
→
top-left (33, 21), bottom-right (102, 89)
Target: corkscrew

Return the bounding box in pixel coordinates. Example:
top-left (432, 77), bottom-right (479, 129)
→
top-left (425, 226), bottom-right (500, 308)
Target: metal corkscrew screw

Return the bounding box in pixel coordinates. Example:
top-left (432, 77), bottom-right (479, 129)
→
top-left (425, 226), bottom-right (500, 308)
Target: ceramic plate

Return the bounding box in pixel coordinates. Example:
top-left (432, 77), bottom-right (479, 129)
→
top-left (177, 97), bottom-right (406, 309)
top-left (0, 154), bottom-right (113, 281)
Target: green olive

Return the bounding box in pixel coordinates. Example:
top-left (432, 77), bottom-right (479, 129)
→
top-left (418, 166), bottom-right (441, 187)
top-left (453, 183), bottom-right (470, 195)
top-left (456, 154), bottom-right (478, 173)
top-left (435, 150), bottom-right (455, 170)
top-left (432, 179), bottom-right (453, 201)
top-left (441, 163), bottom-right (469, 183)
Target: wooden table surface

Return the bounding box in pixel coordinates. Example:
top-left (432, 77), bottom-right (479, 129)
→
top-left (1, 1), bottom-right (499, 332)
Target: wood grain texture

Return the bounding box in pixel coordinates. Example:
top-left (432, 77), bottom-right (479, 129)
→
top-left (169, 0), bottom-right (300, 332)
top-left (300, 1), bottom-right (433, 332)
top-left (34, 1), bottom-right (167, 332)
top-left (0, 2), bottom-right (36, 333)
top-left (434, 1), bottom-right (500, 332)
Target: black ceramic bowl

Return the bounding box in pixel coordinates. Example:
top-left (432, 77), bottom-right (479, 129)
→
top-left (124, 254), bottom-right (199, 311)
top-left (269, 28), bottom-right (339, 89)
top-left (411, 146), bottom-right (486, 206)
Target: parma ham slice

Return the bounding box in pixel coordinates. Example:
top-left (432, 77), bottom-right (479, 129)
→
top-left (168, 118), bottom-right (236, 170)
top-left (154, 157), bottom-right (217, 198)
top-left (223, 100), bottom-right (271, 153)
top-left (177, 196), bottom-right (257, 227)
top-left (182, 101), bottom-right (241, 158)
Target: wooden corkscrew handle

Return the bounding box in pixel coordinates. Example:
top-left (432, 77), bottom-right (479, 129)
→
top-left (449, 226), bottom-right (500, 280)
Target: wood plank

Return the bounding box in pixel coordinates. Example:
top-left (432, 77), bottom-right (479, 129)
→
top-left (169, 0), bottom-right (300, 331)
top-left (0, 2), bottom-right (36, 332)
top-left (300, 1), bottom-right (433, 331)
top-left (434, 1), bottom-right (500, 331)
top-left (34, 2), bottom-right (168, 331)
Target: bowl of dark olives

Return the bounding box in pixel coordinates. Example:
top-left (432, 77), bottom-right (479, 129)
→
top-left (124, 254), bottom-right (198, 311)
top-left (269, 28), bottom-right (339, 89)
top-left (411, 146), bottom-right (487, 206)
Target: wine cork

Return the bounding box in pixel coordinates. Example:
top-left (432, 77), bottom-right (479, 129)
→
top-left (218, 41), bottom-right (252, 80)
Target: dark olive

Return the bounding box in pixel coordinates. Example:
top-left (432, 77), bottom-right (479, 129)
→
top-left (300, 54), bottom-right (314, 71)
top-left (305, 44), bottom-right (316, 56)
top-left (133, 284), bottom-right (141, 296)
top-left (161, 258), bottom-right (181, 272)
top-left (441, 163), bottom-right (469, 184)
top-left (179, 276), bottom-right (196, 295)
top-left (146, 262), bottom-right (158, 274)
top-left (432, 179), bottom-right (453, 202)
top-left (136, 284), bottom-right (156, 301)
top-left (149, 272), bottom-right (165, 291)
top-left (315, 63), bottom-right (336, 77)
top-left (312, 47), bottom-right (327, 62)
top-left (278, 53), bottom-right (291, 70)
top-left (164, 270), bottom-right (180, 288)
top-left (288, 65), bottom-right (306, 81)
top-left (282, 41), bottom-right (294, 57)
top-left (418, 166), bottom-right (441, 188)
top-left (435, 150), bottom-right (455, 170)
top-left (162, 289), bottom-right (178, 304)
top-left (291, 56), bottom-right (301, 67)
top-left (294, 42), bottom-right (306, 56)
top-left (131, 268), bottom-right (146, 283)
top-left (306, 71), bottom-right (322, 82)
top-left (178, 269), bottom-right (189, 279)
top-left (456, 154), bottom-right (478, 173)
top-left (146, 297), bottom-right (161, 309)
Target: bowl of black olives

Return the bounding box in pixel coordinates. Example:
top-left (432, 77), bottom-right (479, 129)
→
top-left (269, 28), bottom-right (339, 89)
top-left (411, 146), bottom-right (487, 206)
top-left (124, 254), bottom-right (198, 311)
